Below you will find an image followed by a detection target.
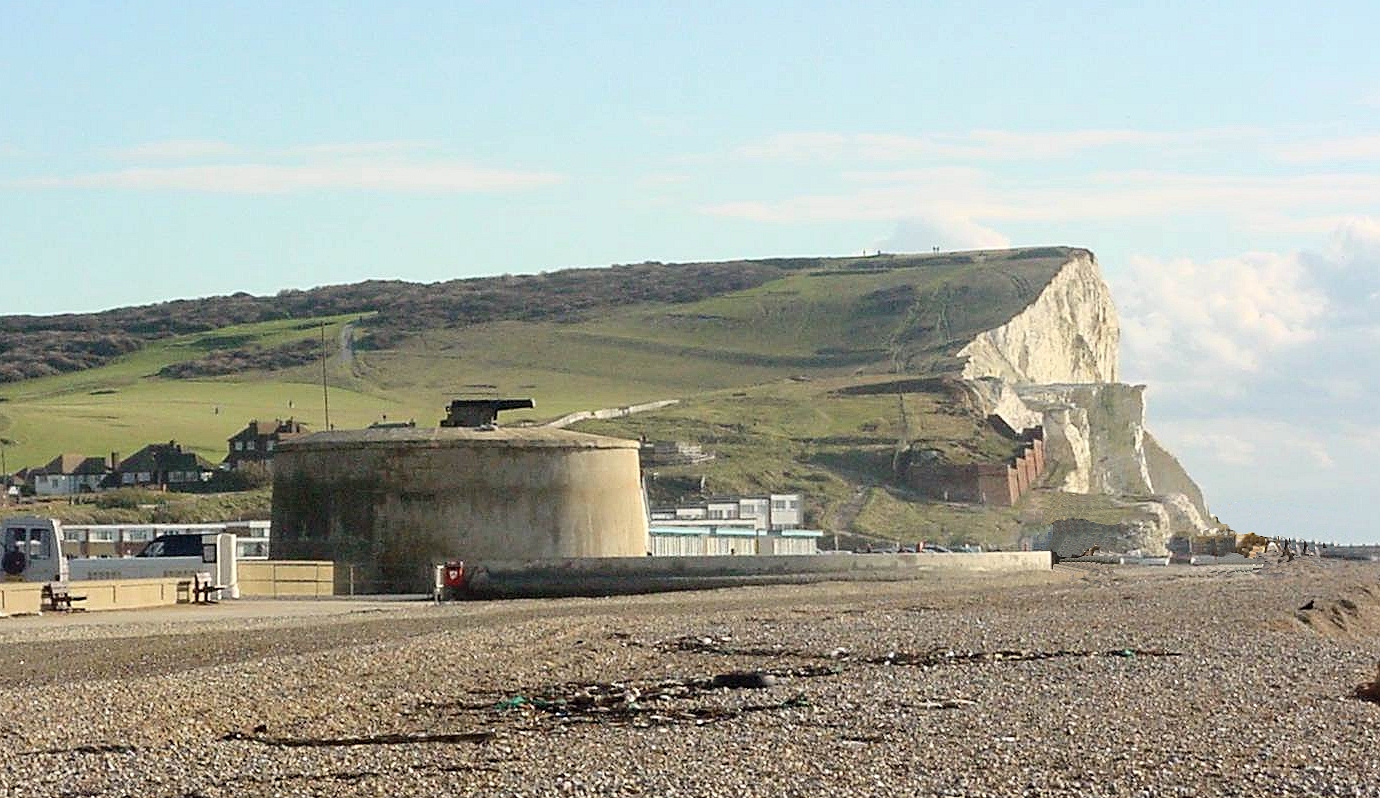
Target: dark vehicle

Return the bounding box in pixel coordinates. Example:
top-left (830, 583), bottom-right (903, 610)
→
top-left (136, 534), bottom-right (206, 558)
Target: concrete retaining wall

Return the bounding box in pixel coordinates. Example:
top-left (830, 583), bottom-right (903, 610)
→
top-left (0, 577), bottom-right (188, 615)
top-left (0, 582), bottom-right (45, 614)
top-left (239, 561), bottom-right (335, 597)
top-left (464, 551), bottom-right (1051, 599)
top-left (73, 578), bottom-right (188, 610)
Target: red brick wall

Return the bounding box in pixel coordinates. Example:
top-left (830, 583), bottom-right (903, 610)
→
top-left (905, 427), bottom-right (1048, 507)
top-left (976, 465), bottom-right (1017, 506)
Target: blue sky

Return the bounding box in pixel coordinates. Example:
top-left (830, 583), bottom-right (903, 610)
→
top-left (3, 1), bottom-right (1379, 542)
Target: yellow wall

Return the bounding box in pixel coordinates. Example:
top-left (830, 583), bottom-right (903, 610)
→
top-left (0, 581), bottom-right (45, 614)
top-left (239, 561), bottom-right (335, 597)
top-left (0, 577), bottom-right (187, 614)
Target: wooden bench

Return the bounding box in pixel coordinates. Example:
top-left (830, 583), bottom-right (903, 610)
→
top-left (41, 582), bottom-right (87, 612)
top-left (192, 573), bottom-right (227, 604)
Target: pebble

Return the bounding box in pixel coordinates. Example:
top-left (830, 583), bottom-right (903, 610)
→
top-left (0, 561), bottom-right (1376, 796)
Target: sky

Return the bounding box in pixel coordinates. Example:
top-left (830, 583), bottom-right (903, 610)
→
top-left (3, 1), bottom-right (1379, 542)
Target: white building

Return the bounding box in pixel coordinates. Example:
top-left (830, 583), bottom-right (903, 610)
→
top-left (60, 520), bottom-right (271, 559)
top-left (651, 493), bottom-right (804, 532)
top-left (648, 520), bottom-right (821, 556)
top-left (32, 453), bottom-right (114, 496)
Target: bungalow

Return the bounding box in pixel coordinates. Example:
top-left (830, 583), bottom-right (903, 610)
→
top-left (32, 453), bottom-right (116, 496)
top-left (117, 441), bottom-right (215, 489)
top-left (224, 418), bottom-right (308, 469)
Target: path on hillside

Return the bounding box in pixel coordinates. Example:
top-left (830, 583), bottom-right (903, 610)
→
top-left (337, 322), bottom-right (355, 366)
top-left (833, 484), bottom-right (873, 535)
top-left (546, 400), bottom-right (680, 428)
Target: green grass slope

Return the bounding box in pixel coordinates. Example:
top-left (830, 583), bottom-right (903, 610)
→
top-left (0, 315), bottom-right (391, 468)
top-left (1, 248), bottom-right (1083, 545)
top-left (571, 377), bottom-right (1039, 548)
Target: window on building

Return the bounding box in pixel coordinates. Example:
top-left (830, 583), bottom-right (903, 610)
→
top-left (234, 441), bottom-right (244, 451)
top-left (122, 473), bottom-right (135, 484)
top-left (246, 441), bottom-right (256, 451)
top-left (88, 529), bottom-right (115, 543)
top-left (266, 440), bottom-right (276, 450)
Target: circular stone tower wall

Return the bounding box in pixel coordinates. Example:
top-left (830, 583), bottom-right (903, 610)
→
top-left (271, 426), bottom-right (647, 592)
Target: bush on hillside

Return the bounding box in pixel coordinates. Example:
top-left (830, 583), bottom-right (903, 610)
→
top-left (158, 339), bottom-right (321, 379)
top-left (94, 488), bottom-right (166, 510)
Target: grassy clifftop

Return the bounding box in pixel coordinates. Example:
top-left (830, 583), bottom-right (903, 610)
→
top-left (1, 247), bottom-right (1088, 546)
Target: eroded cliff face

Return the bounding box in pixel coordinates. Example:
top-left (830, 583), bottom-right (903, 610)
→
top-left (959, 251), bottom-right (1120, 384)
top-left (956, 250), bottom-right (1211, 552)
top-left (1142, 433), bottom-right (1211, 523)
top-left (1017, 384), bottom-right (1154, 496)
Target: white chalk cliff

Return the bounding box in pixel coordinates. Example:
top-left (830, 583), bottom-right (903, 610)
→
top-left (959, 250), bottom-right (1120, 384)
top-left (959, 251), bottom-right (1211, 552)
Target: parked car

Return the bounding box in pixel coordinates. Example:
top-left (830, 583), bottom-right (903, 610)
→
top-left (136, 534), bottom-right (206, 558)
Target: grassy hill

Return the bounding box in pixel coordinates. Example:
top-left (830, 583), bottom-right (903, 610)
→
top-left (0, 247), bottom-right (1094, 545)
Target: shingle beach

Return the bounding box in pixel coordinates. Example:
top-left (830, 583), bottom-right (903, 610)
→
top-left (2, 560), bottom-right (1377, 797)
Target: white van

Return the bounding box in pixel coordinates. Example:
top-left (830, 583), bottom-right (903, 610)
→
top-left (1, 516), bottom-right (69, 582)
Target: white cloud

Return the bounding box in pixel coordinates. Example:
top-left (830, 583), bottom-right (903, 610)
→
top-left (1319, 378), bottom-right (1365, 402)
top-left (1325, 216), bottom-right (1380, 264)
top-left (1114, 220), bottom-right (1380, 403)
top-left (108, 139), bottom-right (440, 160)
top-left (286, 141), bottom-right (438, 158)
top-left (1116, 250), bottom-right (1325, 385)
top-left (1277, 134), bottom-right (1380, 162)
top-left (19, 138), bottom-right (564, 193)
top-left (701, 169), bottom-right (1380, 228)
top-left (1160, 427), bottom-right (1257, 467)
top-left (1119, 217), bottom-right (1380, 537)
top-left (11, 161), bottom-right (565, 194)
top-left (1158, 419), bottom-right (1335, 470)
top-left (109, 139), bottom-right (243, 159)
top-left (840, 166), bottom-right (990, 185)
top-left (636, 173), bottom-right (693, 186)
top-left (878, 215), bottom-right (1010, 252)
top-left (731, 128), bottom-right (1249, 162)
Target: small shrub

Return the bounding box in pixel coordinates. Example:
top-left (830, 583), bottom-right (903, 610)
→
top-left (94, 488), bottom-right (164, 510)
